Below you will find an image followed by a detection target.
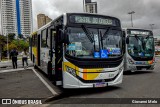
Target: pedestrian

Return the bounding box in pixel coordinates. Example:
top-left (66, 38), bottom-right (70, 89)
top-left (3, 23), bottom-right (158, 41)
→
top-left (21, 49), bottom-right (29, 69)
top-left (10, 48), bottom-right (18, 69)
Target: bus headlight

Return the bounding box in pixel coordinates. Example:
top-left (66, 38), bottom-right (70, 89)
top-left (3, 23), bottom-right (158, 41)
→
top-left (119, 66), bottom-right (123, 72)
top-left (128, 58), bottom-right (134, 64)
top-left (66, 66), bottom-right (76, 77)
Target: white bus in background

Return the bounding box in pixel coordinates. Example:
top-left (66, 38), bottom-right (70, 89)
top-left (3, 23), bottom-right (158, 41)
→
top-left (123, 28), bottom-right (155, 72)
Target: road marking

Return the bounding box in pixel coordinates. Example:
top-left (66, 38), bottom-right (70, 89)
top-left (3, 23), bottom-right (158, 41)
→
top-left (0, 67), bottom-right (34, 73)
top-left (32, 69), bottom-right (58, 96)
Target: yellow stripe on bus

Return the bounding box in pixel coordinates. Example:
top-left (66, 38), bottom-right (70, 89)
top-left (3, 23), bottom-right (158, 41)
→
top-left (82, 69), bottom-right (102, 80)
top-left (63, 62), bottom-right (104, 80)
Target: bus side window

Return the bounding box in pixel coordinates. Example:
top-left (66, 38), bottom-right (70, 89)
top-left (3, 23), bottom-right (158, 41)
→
top-left (47, 28), bottom-right (50, 48)
top-left (52, 30), bottom-right (56, 49)
top-left (41, 29), bottom-right (47, 48)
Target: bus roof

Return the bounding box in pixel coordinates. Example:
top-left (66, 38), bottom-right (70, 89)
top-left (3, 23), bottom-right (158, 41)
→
top-left (123, 27), bottom-right (152, 31)
top-left (36, 13), bottom-right (121, 32)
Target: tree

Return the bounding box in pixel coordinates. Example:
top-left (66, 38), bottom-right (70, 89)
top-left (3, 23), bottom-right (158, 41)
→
top-left (0, 35), bottom-right (6, 46)
top-left (0, 34), bottom-right (29, 60)
top-left (3, 39), bottom-right (29, 52)
top-left (8, 33), bottom-right (15, 41)
top-left (18, 34), bottom-right (24, 39)
top-left (0, 35), bottom-right (6, 61)
top-left (18, 40), bottom-right (29, 51)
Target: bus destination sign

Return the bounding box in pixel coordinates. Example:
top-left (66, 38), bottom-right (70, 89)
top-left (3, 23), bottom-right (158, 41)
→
top-left (70, 15), bottom-right (118, 26)
top-left (129, 30), bottom-right (152, 35)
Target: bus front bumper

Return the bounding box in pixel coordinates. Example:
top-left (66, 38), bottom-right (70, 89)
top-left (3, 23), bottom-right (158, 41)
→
top-left (62, 68), bottom-right (123, 89)
top-left (126, 64), bottom-right (155, 71)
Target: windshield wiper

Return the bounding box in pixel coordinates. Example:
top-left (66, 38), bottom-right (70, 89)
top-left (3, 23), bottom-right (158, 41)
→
top-left (102, 27), bottom-right (112, 40)
top-left (135, 35), bottom-right (149, 51)
top-left (81, 25), bottom-right (94, 43)
top-left (100, 31), bottom-right (103, 49)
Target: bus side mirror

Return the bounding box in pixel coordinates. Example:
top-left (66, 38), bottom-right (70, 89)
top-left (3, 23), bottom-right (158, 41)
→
top-left (126, 37), bottom-right (129, 44)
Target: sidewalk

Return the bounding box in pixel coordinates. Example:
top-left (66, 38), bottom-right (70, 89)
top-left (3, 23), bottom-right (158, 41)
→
top-left (0, 59), bottom-right (33, 70)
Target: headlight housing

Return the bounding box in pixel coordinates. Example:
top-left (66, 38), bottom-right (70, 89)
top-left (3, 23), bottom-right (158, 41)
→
top-left (119, 66), bottom-right (124, 72)
top-left (66, 66), bottom-right (76, 77)
top-left (127, 58), bottom-right (134, 64)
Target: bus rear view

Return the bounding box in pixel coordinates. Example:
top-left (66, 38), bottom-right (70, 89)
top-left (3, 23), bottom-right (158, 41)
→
top-left (124, 28), bottom-right (155, 72)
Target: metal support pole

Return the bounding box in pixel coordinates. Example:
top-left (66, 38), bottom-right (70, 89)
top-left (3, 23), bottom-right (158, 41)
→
top-left (128, 11), bottom-right (135, 27)
top-left (83, 0), bottom-right (85, 12)
top-left (7, 33), bottom-right (9, 62)
top-left (150, 24), bottom-right (155, 31)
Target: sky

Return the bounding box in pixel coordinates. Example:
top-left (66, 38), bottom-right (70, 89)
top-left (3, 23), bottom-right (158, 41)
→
top-left (31, 0), bottom-right (160, 36)
top-left (0, 0), bottom-right (160, 36)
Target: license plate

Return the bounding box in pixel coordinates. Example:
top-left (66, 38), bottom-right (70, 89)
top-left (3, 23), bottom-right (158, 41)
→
top-left (141, 68), bottom-right (147, 70)
top-left (94, 82), bottom-right (107, 87)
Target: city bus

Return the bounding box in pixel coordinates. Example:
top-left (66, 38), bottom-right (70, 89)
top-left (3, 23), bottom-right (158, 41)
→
top-left (123, 28), bottom-right (155, 72)
top-left (30, 13), bottom-right (125, 88)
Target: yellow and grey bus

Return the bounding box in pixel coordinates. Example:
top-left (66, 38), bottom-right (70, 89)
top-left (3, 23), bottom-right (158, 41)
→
top-left (30, 13), bottom-right (125, 88)
top-left (123, 28), bottom-right (155, 72)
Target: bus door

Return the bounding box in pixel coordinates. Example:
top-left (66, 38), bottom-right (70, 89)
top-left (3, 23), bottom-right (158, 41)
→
top-left (37, 34), bottom-right (41, 66)
top-left (50, 29), bottom-right (56, 81)
top-left (51, 26), bottom-right (63, 86)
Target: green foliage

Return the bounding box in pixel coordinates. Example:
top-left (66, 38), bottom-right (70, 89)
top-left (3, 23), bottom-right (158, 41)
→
top-left (3, 40), bottom-right (29, 51)
top-left (18, 34), bottom-right (23, 39)
top-left (3, 43), bottom-right (17, 51)
top-left (8, 33), bottom-right (15, 41)
top-left (0, 34), bottom-right (29, 58)
top-left (17, 40), bottom-right (29, 51)
top-left (0, 35), bottom-right (6, 44)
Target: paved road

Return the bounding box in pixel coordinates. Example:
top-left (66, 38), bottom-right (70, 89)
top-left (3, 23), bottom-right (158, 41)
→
top-left (0, 69), bottom-right (53, 98)
top-left (0, 57), bottom-right (160, 107)
top-left (47, 57), bottom-right (160, 107)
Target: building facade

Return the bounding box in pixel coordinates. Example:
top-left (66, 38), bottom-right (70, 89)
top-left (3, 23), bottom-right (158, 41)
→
top-left (85, 2), bottom-right (97, 13)
top-left (19, 0), bottom-right (33, 37)
top-left (37, 14), bottom-right (52, 29)
top-left (0, 0), bottom-right (32, 38)
top-left (1, 0), bottom-right (17, 36)
top-left (84, 0), bottom-right (97, 13)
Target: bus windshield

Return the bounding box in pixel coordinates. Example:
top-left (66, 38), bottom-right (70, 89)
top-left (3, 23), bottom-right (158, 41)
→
top-left (65, 27), bottom-right (122, 59)
top-left (128, 36), bottom-right (154, 57)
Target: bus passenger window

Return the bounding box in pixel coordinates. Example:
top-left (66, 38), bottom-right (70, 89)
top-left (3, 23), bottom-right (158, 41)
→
top-left (41, 29), bottom-right (47, 47)
top-left (47, 29), bottom-right (50, 48)
top-left (52, 31), bottom-right (56, 49)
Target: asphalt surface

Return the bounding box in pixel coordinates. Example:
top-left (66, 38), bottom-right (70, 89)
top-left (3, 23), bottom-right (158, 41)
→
top-left (47, 57), bottom-right (160, 107)
top-left (0, 57), bottom-right (160, 107)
